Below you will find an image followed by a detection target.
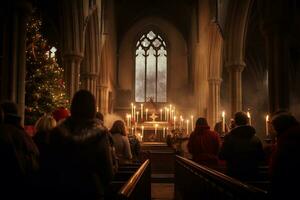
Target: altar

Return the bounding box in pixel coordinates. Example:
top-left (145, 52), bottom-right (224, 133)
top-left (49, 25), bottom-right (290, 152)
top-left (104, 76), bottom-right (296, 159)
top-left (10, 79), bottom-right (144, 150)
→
top-left (140, 121), bottom-right (169, 142)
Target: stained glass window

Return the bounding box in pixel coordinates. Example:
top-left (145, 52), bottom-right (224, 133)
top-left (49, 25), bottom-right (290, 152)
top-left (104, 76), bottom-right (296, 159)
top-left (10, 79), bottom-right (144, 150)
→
top-left (135, 31), bottom-right (167, 102)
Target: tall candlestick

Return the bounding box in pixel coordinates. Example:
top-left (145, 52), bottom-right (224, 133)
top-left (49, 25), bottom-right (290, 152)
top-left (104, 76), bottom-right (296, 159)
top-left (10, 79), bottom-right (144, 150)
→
top-left (145, 109), bottom-right (148, 121)
top-left (222, 111), bottom-right (225, 133)
top-left (266, 115), bottom-right (269, 136)
top-left (163, 127), bottom-right (166, 138)
top-left (160, 109), bottom-right (163, 120)
top-left (141, 104), bottom-right (143, 120)
top-left (164, 107), bottom-right (167, 121)
top-left (191, 115), bottom-right (194, 130)
top-left (173, 116), bottom-right (176, 130)
top-left (131, 127), bottom-right (134, 135)
top-left (186, 120), bottom-right (189, 135)
top-left (155, 124), bottom-right (158, 136)
top-left (247, 111), bottom-right (251, 125)
top-left (133, 106), bottom-right (136, 121)
top-left (131, 103), bottom-right (134, 121)
top-left (136, 111), bottom-right (139, 123)
top-left (126, 114), bottom-right (130, 127)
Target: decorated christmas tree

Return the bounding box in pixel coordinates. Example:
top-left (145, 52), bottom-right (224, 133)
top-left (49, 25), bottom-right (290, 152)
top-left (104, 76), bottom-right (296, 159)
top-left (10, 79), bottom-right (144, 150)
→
top-left (25, 14), bottom-right (69, 125)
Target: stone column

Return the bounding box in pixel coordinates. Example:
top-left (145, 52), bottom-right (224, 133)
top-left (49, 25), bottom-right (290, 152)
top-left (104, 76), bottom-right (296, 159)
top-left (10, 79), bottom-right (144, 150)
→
top-left (97, 85), bottom-right (108, 114)
top-left (59, 0), bottom-right (85, 100)
top-left (207, 78), bottom-right (222, 127)
top-left (226, 62), bottom-right (245, 117)
top-left (1, 0), bottom-right (32, 123)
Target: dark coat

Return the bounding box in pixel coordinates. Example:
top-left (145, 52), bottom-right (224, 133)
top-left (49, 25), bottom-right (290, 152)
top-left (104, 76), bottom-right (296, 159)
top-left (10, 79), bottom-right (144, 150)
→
top-left (219, 125), bottom-right (265, 180)
top-left (270, 124), bottom-right (300, 199)
top-left (187, 125), bottom-right (221, 167)
top-left (43, 117), bottom-right (114, 200)
top-left (0, 124), bottom-right (39, 199)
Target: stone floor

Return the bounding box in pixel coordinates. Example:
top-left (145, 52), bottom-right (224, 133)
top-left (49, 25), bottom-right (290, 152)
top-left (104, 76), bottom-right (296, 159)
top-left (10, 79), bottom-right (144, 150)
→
top-left (151, 183), bottom-right (174, 200)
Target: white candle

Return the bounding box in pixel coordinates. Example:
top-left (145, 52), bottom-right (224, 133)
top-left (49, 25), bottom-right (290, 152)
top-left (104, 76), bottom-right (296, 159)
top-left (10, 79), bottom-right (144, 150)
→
top-left (133, 106), bottom-right (136, 121)
top-left (163, 127), bottom-right (166, 138)
top-left (164, 107), bottom-right (167, 121)
top-left (155, 124), bottom-right (158, 136)
top-left (222, 111), bottom-right (225, 133)
top-left (142, 125), bottom-right (144, 138)
top-left (131, 103), bottom-right (134, 120)
top-left (266, 115), bottom-right (269, 136)
top-left (186, 120), bottom-right (189, 135)
top-left (136, 111), bottom-right (139, 123)
top-left (131, 127), bottom-right (134, 135)
top-left (173, 116), bottom-right (176, 130)
top-left (126, 114), bottom-right (130, 127)
top-left (191, 115), bottom-right (194, 130)
top-left (145, 109), bottom-right (148, 121)
top-left (160, 109), bottom-right (163, 120)
top-left (247, 111), bottom-right (251, 125)
top-left (141, 104), bottom-right (143, 120)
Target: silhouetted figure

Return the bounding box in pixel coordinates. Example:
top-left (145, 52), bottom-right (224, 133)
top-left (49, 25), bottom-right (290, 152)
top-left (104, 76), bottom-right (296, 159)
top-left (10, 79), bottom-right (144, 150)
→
top-left (128, 133), bottom-right (141, 162)
top-left (45, 90), bottom-right (114, 200)
top-left (0, 101), bottom-right (39, 199)
top-left (110, 120), bottom-right (133, 164)
top-left (270, 111), bottom-right (300, 200)
top-left (219, 111), bottom-right (265, 181)
top-left (214, 120), bottom-right (228, 136)
top-left (187, 117), bottom-right (221, 167)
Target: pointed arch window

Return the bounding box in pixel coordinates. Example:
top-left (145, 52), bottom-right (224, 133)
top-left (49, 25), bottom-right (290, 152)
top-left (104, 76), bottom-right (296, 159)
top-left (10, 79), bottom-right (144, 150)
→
top-left (135, 30), bottom-right (167, 102)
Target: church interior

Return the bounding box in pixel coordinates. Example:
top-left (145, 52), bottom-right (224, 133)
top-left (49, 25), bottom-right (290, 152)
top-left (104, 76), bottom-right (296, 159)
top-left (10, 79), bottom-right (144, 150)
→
top-left (1, 0), bottom-right (300, 199)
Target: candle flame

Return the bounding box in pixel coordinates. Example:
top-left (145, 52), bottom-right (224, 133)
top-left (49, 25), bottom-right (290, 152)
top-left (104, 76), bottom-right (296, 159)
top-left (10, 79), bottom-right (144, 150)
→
top-left (222, 111), bottom-right (225, 117)
top-left (266, 115), bottom-right (269, 121)
top-left (247, 111), bottom-right (251, 118)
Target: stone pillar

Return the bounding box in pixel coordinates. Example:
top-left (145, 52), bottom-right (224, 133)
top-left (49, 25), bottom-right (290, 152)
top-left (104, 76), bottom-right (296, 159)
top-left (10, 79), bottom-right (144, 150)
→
top-left (59, 0), bottom-right (85, 100)
top-left (63, 54), bottom-right (83, 100)
top-left (1, 0), bottom-right (32, 124)
top-left (207, 78), bottom-right (222, 127)
top-left (259, 0), bottom-right (290, 114)
top-left (97, 85), bottom-right (108, 114)
top-left (81, 73), bottom-right (98, 95)
top-left (226, 62), bottom-right (245, 117)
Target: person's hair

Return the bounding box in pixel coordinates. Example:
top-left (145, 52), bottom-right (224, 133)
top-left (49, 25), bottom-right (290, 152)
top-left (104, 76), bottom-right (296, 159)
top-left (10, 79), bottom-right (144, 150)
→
top-left (96, 112), bottom-right (104, 122)
top-left (35, 115), bottom-right (57, 133)
top-left (71, 90), bottom-right (96, 120)
top-left (0, 101), bottom-right (21, 125)
top-left (193, 117), bottom-right (209, 134)
top-left (271, 111), bottom-right (299, 136)
top-left (234, 111), bottom-right (249, 126)
top-left (110, 120), bottom-right (126, 136)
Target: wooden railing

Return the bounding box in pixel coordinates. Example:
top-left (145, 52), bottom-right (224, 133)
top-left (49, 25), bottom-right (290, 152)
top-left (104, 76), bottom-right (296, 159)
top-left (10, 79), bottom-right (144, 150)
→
top-left (175, 156), bottom-right (269, 200)
top-left (116, 159), bottom-right (151, 200)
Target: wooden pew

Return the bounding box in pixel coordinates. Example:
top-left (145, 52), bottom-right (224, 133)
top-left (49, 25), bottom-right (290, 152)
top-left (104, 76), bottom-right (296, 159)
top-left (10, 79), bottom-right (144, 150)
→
top-left (117, 159), bottom-right (151, 200)
top-left (175, 156), bottom-right (269, 200)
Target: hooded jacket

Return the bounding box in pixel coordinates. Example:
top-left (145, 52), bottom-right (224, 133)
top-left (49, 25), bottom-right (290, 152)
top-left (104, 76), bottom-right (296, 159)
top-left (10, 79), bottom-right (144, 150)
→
top-left (44, 117), bottom-right (114, 200)
top-left (219, 125), bottom-right (265, 180)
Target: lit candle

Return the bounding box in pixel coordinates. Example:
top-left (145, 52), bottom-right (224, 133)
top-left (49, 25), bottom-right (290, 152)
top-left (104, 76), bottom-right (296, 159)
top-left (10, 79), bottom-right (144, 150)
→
top-left (173, 116), bottom-right (176, 130)
top-left (142, 125), bottom-right (144, 138)
top-left (126, 114), bottom-right (130, 127)
top-left (191, 115), bottom-right (194, 130)
top-left (222, 111), bottom-right (225, 133)
top-left (145, 108), bottom-right (148, 121)
top-left (141, 104), bottom-right (143, 120)
top-left (247, 111), bottom-right (251, 125)
top-left (133, 106), bottom-right (136, 121)
top-left (164, 107), bottom-right (167, 121)
top-left (160, 109), bottom-right (163, 120)
top-left (155, 124), bottom-right (158, 136)
top-left (96, 106), bottom-right (99, 112)
top-left (266, 115), bottom-right (269, 136)
top-left (163, 127), bottom-right (166, 138)
top-left (131, 103), bottom-right (134, 120)
top-left (136, 111), bottom-right (139, 123)
top-left (186, 120), bottom-right (189, 135)
top-left (131, 127), bottom-right (134, 135)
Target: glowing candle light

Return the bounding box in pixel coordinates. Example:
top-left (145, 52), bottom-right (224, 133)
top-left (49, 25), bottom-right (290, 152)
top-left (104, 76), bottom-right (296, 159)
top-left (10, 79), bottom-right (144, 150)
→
top-left (133, 106), bottom-right (136, 121)
top-left (163, 127), bottom-right (166, 138)
top-left (266, 115), bottom-right (269, 136)
top-left (131, 103), bottom-right (134, 120)
top-left (191, 115), bottom-right (194, 130)
top-left (186, 120), bottom-right (189, 135)
top-left (164, 107), bottom-right (167, 121)
top-left (247, 111), bottom-right (251, 125)
top-left (222, 111), bottom-right (226, 133)
top-left (126, 114), bottom-right (130, 127)
top-left (136, 111), bottom-right (139, 123)
top-left (155, 124), bottom-right (158, 136)
top-left (145, 109), bottom-right (148, 121)
top-left (131, 127), bottom-right (134, 135)
top-left (160, 109), bottom-right (163, 120)
top-left (173, 116), bottom-right (176, 130)
top-left (141, 104), bottom-right (143, 120)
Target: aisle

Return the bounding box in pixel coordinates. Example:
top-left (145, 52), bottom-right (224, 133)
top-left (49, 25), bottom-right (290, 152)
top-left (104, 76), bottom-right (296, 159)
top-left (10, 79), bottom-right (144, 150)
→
top-left (151, 183), bottom-right (174, 200)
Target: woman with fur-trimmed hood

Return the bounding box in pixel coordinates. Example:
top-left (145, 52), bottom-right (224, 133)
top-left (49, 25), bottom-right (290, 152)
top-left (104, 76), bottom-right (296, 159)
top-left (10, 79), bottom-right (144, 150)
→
top-left (43, 90), bottom-right (114, 200)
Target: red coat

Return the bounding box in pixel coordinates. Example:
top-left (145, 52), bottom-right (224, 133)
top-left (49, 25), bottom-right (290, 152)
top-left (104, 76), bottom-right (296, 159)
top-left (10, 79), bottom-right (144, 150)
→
top-left (187, 126), bottom-right (221, 166)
